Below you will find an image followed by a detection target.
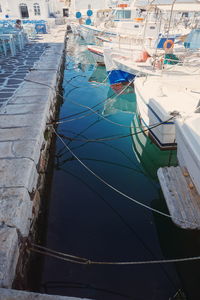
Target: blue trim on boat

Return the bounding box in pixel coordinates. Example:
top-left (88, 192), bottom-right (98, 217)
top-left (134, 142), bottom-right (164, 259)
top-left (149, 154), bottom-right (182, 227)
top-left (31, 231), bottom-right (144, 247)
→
top-left (108, 70), bottom-right (135, 85)
top-left (136, 88), bottom-right (174, 125)
top-left (113, 19), bottom-right (133, 22)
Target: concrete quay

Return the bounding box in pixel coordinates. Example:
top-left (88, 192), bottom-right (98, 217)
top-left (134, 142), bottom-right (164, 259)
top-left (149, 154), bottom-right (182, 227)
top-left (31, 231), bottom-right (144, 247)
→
top-left (0, 288), bottom-right (90, 300)
top-left (0, 25), bottom-right (67, 291)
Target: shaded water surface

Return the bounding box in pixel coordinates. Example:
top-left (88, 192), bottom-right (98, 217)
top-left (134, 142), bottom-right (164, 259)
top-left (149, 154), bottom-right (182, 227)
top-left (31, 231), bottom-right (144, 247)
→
top-left (32, 35), bottom-right (200, 300)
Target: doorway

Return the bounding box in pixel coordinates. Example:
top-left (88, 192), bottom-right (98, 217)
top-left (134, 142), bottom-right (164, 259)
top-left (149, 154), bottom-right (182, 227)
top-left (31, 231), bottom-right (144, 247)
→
top-left (63, 8), bottom-right (69, 17)
top-left (19, 3), bottom-right (29, 18)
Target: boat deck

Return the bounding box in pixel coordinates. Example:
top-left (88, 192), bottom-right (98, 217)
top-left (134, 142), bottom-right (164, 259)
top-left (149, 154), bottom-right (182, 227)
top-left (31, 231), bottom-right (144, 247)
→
top-left (158, 166), bottom-right (200, 230)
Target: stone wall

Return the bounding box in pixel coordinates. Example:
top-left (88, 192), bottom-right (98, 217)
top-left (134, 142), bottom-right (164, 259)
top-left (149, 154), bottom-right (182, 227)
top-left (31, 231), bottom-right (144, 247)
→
top-left (0, 288), bottom-right (91, 299)
top-left (0, 27), bottom-right (67, 288)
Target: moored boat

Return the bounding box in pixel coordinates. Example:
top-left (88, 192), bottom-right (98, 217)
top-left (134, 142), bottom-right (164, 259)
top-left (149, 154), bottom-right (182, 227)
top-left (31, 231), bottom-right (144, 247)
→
top-left (134, 74), bottom-right (200, 149)
top-left (176, 113), bottom-right (200, 194)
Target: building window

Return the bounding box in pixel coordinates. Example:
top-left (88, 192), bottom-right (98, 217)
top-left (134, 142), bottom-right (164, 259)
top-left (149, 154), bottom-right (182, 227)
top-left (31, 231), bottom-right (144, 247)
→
top-left (19, 3), bottom-right (29, 18)
top-left (33, 3), bottom-right (41, 16)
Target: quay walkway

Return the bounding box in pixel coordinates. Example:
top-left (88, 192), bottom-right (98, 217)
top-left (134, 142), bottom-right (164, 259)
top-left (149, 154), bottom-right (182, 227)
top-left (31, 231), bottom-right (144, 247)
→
top-left (0, 39), bottom-right (46, 107)
top-left (0, 24), bottom-right (91, 300)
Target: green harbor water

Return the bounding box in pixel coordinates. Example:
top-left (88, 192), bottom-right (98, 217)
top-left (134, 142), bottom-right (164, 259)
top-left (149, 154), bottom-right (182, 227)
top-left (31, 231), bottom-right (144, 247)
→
top-left (30, 34), bottom-right (200, 300)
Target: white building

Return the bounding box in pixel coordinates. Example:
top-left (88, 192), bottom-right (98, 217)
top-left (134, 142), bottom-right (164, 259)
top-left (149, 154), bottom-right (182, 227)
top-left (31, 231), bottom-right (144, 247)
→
top-left (0, 0), bottom-right (68, 19)
top-left (70, 0), bottom-right (135, 13)
top-left (0, 0), bottom-right (135, 19)
top-left (70, 0), bottom-right (109, 12)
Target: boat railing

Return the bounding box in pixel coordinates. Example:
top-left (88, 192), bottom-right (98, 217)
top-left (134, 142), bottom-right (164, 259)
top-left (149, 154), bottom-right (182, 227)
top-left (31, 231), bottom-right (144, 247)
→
top-left (156, 52), bottom-right (200, 75)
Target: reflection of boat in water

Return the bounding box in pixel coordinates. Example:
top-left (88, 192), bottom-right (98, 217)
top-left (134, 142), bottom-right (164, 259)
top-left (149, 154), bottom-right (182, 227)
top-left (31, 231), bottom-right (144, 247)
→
top-left (88, 65), bottom-right (136, 115)
top-left (87, 45), bottom-right (105, 65)
top-left (103, 85), bottom-right (136, 116)
top-left (88, 65), bottom-right (108, 83)
top-left (131, 113), bottom-right (177, 179)
top-left (76, 62), bottom-right (95, 75)
top-left (67, 35), bottom-right (95, 68)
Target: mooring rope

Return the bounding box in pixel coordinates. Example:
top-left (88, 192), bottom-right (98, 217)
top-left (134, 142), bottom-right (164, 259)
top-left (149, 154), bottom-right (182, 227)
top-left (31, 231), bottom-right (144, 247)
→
top-left (23, 78), bottom-right (177, 142)
top-left (53, 114), bottom-right (175, 143)
top-left (30, 243), bottom-right (200, 266)
top-left (52, 127), bottom-right (200, 228)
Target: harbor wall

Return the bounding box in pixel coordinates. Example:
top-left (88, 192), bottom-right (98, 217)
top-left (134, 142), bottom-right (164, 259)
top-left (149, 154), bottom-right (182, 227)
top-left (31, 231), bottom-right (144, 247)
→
top-left (0, 288), bottom-right (90, 299)
top-left (0, 26), bottom-right (67, 289)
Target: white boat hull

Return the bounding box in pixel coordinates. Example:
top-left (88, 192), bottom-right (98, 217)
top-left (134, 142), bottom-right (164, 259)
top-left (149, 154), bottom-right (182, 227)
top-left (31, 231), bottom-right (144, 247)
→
top-left (135, 81), bottom-right (176, 149)
top-left (176, 115), bottom-right (200, 194)
top-left (134, 75), bottom-right (200, 150)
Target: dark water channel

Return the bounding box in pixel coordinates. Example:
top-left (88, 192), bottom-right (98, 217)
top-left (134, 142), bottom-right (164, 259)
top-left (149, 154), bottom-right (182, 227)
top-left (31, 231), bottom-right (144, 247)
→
top-left (30, 35), bottom-right (200, 300)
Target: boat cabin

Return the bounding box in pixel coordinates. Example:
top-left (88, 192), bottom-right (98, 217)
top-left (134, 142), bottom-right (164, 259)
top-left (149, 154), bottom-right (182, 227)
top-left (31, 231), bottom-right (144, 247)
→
top-left (112, 4), bottom-right (145, 21)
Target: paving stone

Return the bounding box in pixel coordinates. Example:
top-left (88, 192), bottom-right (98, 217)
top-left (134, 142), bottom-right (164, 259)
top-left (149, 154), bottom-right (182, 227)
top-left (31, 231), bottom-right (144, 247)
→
top-left (0, 142), bottom-right (13, 158)
top-left (3, 74), bottom-right (15, 78)
top-left (0, 188), bottom-right (32, 236)
top-left (0, 158), bottom-right (38, 192)
top-left (1, 67), bottom-right (13, 71)
top-left (12, 140), bottom-right (41, 164)
top-left (2, 102), bottom-right (50, 115)
top-left (9, 95), bottom-right (52, 105)
top-left (17, 67), bottom-right (29, 70)
top-left (0, 121), bottom-right (47, 172)
top-left (0, 125), bottom-right (43, 140)
top-left (9, 75), bottom-right (26, 79)
top-left (0, 113), bottom-right (47, 128)
top-left (15, 71), bottom-right (27, 74)
top-left (33, 53), bottom-right (61, 70)
top-left (7, 78), bottom-right (24, 83)
top-left (25, 70), bottom-right (57, 88)
top-left (0, 89), bottom-right (16, 92)
top-left (0, 130), bottom-right (45, 164)
top-left (4, 85), bottom-right (21, 89)
top-left (0, 226), bottom-right (19, 288)
top-left (14, 83), bottom-right (52, 97)
top-left (0, 93), bottom-right (13, 98)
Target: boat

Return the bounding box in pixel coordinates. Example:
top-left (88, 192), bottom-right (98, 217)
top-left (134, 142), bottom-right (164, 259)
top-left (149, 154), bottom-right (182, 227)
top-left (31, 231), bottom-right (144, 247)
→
top-left (103, 47), bottom-right (135, 88)
top-left (101, 10), bottom-right (189, 85)
top-left (78, 2), bottom-right (148, 43)
top-left (134, 71), bottom-right (200, 149)
top-left (133, 27), bottom-right (200, 149)
top-left (105, 2), bottom-right (200, 82)
top-left (176, 112), bottom-right (200, 194)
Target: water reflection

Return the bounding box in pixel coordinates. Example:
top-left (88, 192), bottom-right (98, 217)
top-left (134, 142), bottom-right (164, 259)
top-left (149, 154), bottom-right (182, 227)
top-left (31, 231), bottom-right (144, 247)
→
top-left (103, 86), bottom-right (136, 116)
top-left (152, 197), bottom-right (200, 300)
top-left (131, 112), bottom-right (178, 180)
top-left (34, 34), bottom-right (199, 300)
